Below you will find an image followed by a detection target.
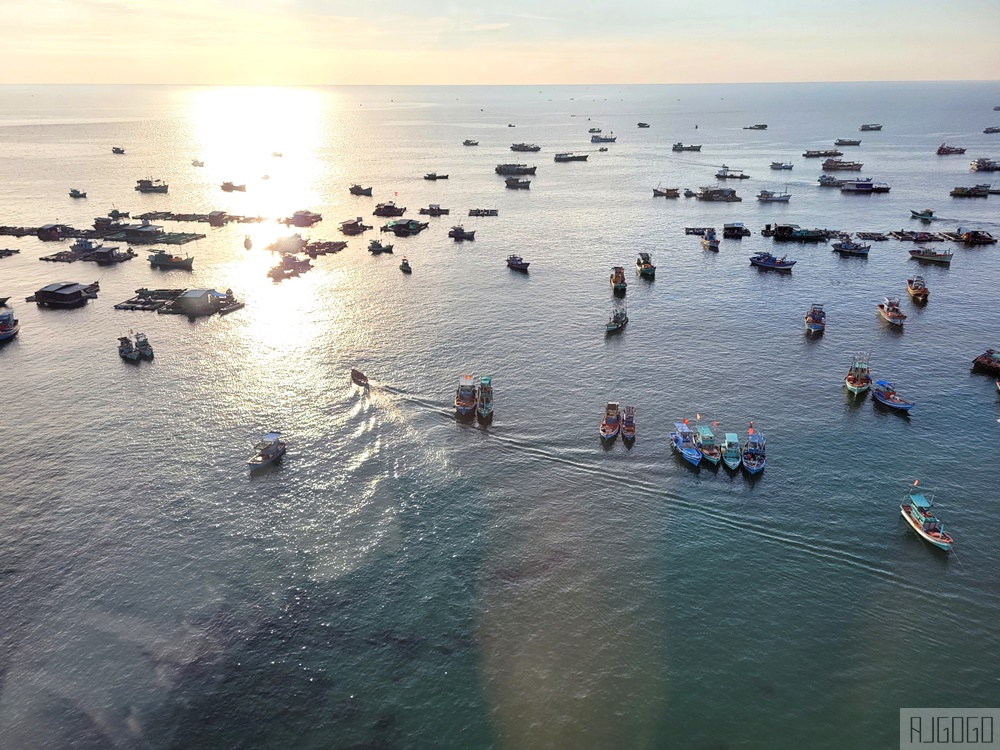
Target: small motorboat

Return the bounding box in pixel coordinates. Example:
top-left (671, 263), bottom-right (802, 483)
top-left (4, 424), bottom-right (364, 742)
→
top-left (908, 247), bottom-right (953, 264)
top-left (476, 376), bottom-right (494, 423)
top-left (694, 422), bottom-right (721, 465)
top-left (741, 423), bottom-right (765, 474)
top-left (588, 127), bottom-right (602, 133)
top-left (900, 483), bottom-right (953, 551)
top-left (118, 335), bottom-right (140, 363)
top-left (112, 146), bottom-right (125, 154)
top-left (749, 252), bottom-right (795, 271)
top-left (606, 305), bottom-right (628, 333)
top-left (701, 228), bottom-right (720, 251)
top-left (247, 432), bottom-right (286, 471)
top-left (872, 380), bottom-right (913, 411)
top-left (621, 406), bottom-right (636, 441)
top-left (69, 188), bottom-right (87, 199)
top-left (221, 182), bottom-right (246, 192)
top-left (463, 139), bottom-right (479, 146)
top-left (910, 208), bottom-right (936, 221)
top-left (399, 257), bottom-right (412, 274)
top-left (424, 173), bottom-right (449, 181)
top-left (455, 375), bottom-right (477, 419)
top-left (448, 225), bottom-right (475, 241)
top-left (877, 296), bottom-right (907, 326)
top-left (600, 402), bottom-right (621, 441)
top-left (134, 331), bottom-right (154, 359)
top-left (804, 304), bottom-right (826, 333)
top-left (350, 369), bottom-right (369, 387)
top-left (610, 266), bottom-right (627, 295)
top-left (721, 433), bottom-right (741, 471)
top-left (669, 421), bottom-right (702, 466)
top-left (350, 184), bottom-right (373, 196)
top-left (369, 239), bottom-right (393, 254)
top-left (636, 252), bottom-right (655, 279)
top-left (192, 159), bottom-right (204, 167)
top-left (907, 276), bottom-right (929, 303)
top-left (598, 147), bottom-right (609, 152)
top-left (506, 255), bottom-right (529, 272)
top-left (148, 250), bottom-right (194, 270)
top-left (0, 309), bottom-right (19, 342)
top-left (844, 352), bottom-right (872, 395)
top-left (652, 185), bottom-right (679, 197)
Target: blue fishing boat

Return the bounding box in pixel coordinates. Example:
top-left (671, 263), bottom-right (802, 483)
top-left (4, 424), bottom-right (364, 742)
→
top-left (872, 380), bottom-right (914, 411)
top-left (721, 432), bottom-right (741, 471)
top-left (900, 483), bottom-right (953, 551)
top-left (0, 309), bottom-right (20, 342)
top-left (741, 423), bottom-right (765, 474)
top-left (477, 376), bottom-right (494, 423)
top-left (804, 304), bottom-right (826, 333)
top-left (455, 375), bottom-right (477, 419)
top-left (831, 236), bottom-right (871, 256)
top-left (669, 421), bottom-right (702, 466)
top-left (749, 252), bottom-right (795, 271)
top-left (701, 228), bottom-right (720, 251)
top-left (621, 406), bottom-right (636, 442)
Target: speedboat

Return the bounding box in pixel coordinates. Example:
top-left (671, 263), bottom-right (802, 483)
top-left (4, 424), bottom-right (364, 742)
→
top-left (701, 228), bottom-right (720, 251)
top-left (455, 375), bottom-right (477, 419)
top-left (0, 310), bottom-right (19, 342)
top-left (877, 296), bottom-right (907, 326)
top-left (600, 402), bottom-right (621, 441)
top-left (669, 421), bottom-right (702, 466)
top-left (804, 304), bottom-right (826, 333)
top-left (247, 432), bottom-right (286, 471)
top-left (721, 433), bottom-right (742, 471)
top-left (476, 376), bottom-right (494, 423)
top-left (844, 352), bottom-right (872, 395)
top-left (118, 335), bottom-right (140, 362)
top-left (621, 406), bottom-right (636, 442)
top-left (906, 276), bottom-right (929, 303)
top-left (749, 252), bottom-right (795, 271)
top-left (606, 305), bottom-right (628, 333)
top-left (900, 484), bottom-right (953, 551)
top-left (694, 423), bottom-right (721, 465)
top-left (741, 428), bottom-right (765, 474)
top-left (350, 369), bottom-right (369, 387)
top-left (872, 380), bottom-right (913, 411)
top-left (399, 257), bottom-right (412, 274)
top-left (134, 332), bottom-right (153, 359)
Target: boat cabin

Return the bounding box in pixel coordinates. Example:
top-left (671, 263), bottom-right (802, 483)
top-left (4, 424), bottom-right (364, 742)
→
top-left (208, 211), bottom-right (228, 227)
top-left (122, 220), bottom-right (165, 243)
top-left (37, 224), bottom-right (70, 241)
top-left (908, 493), bottom-right (942, 531)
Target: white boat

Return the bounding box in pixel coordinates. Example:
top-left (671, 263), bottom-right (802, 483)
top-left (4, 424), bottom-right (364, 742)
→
top-left (248, 431), bottom-right (286, 470)
top-left (757, 189), bottom-right (791, 202)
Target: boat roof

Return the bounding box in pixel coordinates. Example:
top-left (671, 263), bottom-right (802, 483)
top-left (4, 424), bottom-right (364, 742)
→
top-left (874, 379), bottom-right (893, 388)
top-left (480, 375), bottom-right (491, 385)
top-left (638, 252), bottom-right (651, 261)
top-left (674, 422), bottom-right (692, 432)
top-left (748, 433), bottom-right (764, 444)
top-left (725, 433), bottom-right (738, 442)
top-left (909, 492), bottom-right (931, 508)
top-left (696, 425), bottom-right (714, 437)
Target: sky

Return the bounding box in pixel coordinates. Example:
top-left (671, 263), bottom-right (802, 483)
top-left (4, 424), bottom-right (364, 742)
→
top-left (1, 0), bottom-right (998, 84)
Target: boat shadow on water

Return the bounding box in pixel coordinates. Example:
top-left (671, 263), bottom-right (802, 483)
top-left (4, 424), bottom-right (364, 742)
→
top-left (844, 390), bottom-right (869, 410)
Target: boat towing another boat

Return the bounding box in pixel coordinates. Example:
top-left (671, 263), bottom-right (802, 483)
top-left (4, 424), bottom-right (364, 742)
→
top-left (900, 484), bottom-right (952, 551)
top-left (248, 432), bottom-right (286, 471)
top-left (877, 296), bottom-right (907, 326)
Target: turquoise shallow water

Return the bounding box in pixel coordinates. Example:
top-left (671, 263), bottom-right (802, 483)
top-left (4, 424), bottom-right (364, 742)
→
top-left (1, 82), bottom-right (1000, 749)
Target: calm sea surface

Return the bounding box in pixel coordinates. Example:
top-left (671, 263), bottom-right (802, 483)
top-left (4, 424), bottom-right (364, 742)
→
top-left (1, 82), bottom-right (1000, 749)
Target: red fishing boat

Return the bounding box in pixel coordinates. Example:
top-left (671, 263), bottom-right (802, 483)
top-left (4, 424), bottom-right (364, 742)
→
top-left (600, 402), bottom-right (621, 441)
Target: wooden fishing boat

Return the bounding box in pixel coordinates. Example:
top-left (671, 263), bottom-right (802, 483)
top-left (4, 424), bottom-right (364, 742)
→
top-left (972, 349), bottom-right (1000, 376)
top-left (477, 376), bottom-right (494, 423)
top-left (369, 239), bottom-right (393, 254)
top-left (749, 252), bottom-right (795, 271)
top-left (804, 304), bottom-right (826, 333)
top-left (247, 432), bottom-right (286, 471)
top-left (610, 266), bottom-right (627, 295)
top-left (936, 143), bottom-right (966, 155)
top-left (908, 247), bottom-right (953, 264)
top-left (455, 375), bottom-right (477, 419)
top-left (741, 423), bottom-right (765, 474)
top-left (701, 228), bottom-right (720, 251)
top-left (652, 185), bottom-right (680, 198)
top-left (900, 484), bottom-right (953, 551)
top-left (636, 252), bottom-right (655, 279)
top-left (349, 184), bottom-right (373, 196)
top-left (906, 276), bottom-right (929, 303)
top-left (831, 236), bottom-right (871, 256)
top-left (694, 423), bottom-right (721, 465)
top-left (600, 402), bottom-right (621, 441)
top-left (910, 208), bottom-right (936, 221)
top-left (350, 368), bottom-right (369, 387)
top-left (844, 352), bottom-right (872, 394)
top-left (872, 380), bottom-right (914, 411)
top-left (506, 255), bottom-right (530, 272)
top-left (669, 420), bottom-right (702, 467)
top-left (877, 296), bottom-right (907, 326)
top-left (721, 433), bottom-right (742, 471)
top-left (606, 305), bottom-right (628, 333)
top-left (621, 406), bottom-right (636, 442)
top-left (118, 335), bottom-right (140, 362)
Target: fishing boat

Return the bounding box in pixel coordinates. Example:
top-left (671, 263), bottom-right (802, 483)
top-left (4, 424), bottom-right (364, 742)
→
top-left (749, 252), bottom-right (795, 271)
top-left (803, 149), bottom-right (843, 158)
top-left (369, 239), bottom-right (393, 254)
top-left (424, 173), bottom-right (449, 180)
top-left (908, 247), bottom-right (953, 264)
top-left (743, 124), bottom-right (767, 130)
top-left (652, 186), bottom-right (680, 198)
top-left (191, 159), bottom-right (204, 167)
top-left (418, 204), bottom-right (450, 217)
top-left (971, 158), bottom-right (1000, 171)
top-left (818, 175), bottom-right (846, 187)
top-left (844, 352), bottom-right (872, 394)
top-left (473, 376), bottom-right (494, 424)
top-left (637, 122), bottom-right (650, 128)
top-left (695, 186), bottom-right (741, 201)
top-left (716, 165), bottom-right (750, 179)
top-left (694, 423), bottom-right (721, 465)
top-left (349, 184), bottom-right (373, 196)
top-left (723, 223), bottom-right (751, 238)
top-left (134, 331), bottom-right (153, 359)
top-left (591, 134), bottom-right (616, 143)
top-left (822, 159), bottom-right (863, 171)
top-left (600, 402), bottom-right (621, 441)
top-left (118, 335), bottom-right (140, 362)
top-left (721, 433), bottom-right (742, 471)
top-left (872, 380), bottom-right (913, 411)
top-left (831, 236), bottom-right (871, 256)
top-left (835, 139), bottom-right (862, 146)
top-left (669, 421), bottom-right (702, 466)
top-left (373, 201), bottom-right (405, 217)
top-left (247, 432), bottom-right (286, 471)
top-left (221, 182), bottom-right (246, 192)
top-left (0, 310), bottom-right (19, 342)
top-left (506, 255), bottom-right (530, 272)
top-left (448, 225), bottom-right (475, 241)
top-left (505, 177), bottom-right (531, 189)
top-left (69, 188), bottom-right (87, 198)
top-left (148, 250), bottom-right (194, 270)
top-left (455, 375), bottom-right (477, 419)
top-left (606, 305), bottom-right (628, 333)
top-left (950, 184), bottom-right (991, 197)
top-left (135, 178), bottom-right (168, 193)
top-left (701, 228), bottom-right (720, 251)
top-left (910, 208), bottom-right (936, 221)
top-left (554, 152), bottom-right (588, 162)
top-left (463, 139), bottom-right (479, 146)
top-left (906, 276), bottom-right (929, 303)
top-left (672, 143), bottom-right (702, 152)
top-left (399, 257), bottom-right (412, 274)
top-left (350, 369), bottom-right (369, 386)
top-left (900, 484), bottom-right (953, 551)
top-left (936, 143), bottom-right (966, 155)
top-left (621, 406), bottom-right (636, 442)
top-left (610, 266), bottom-right (627, 295)
top-left (636, 252), bottom-right (655, 278)
top-left (877, 296), bottom-right (907, 326)
top-left (495, 164), bottom-right (536, 175)
top-left (469, 208), bottom-right (499, 217)
top-left (804, 304), bottom-right (826, 333)
top-left (511, 143), bottom-right (541, 152)
top-left (770, 162), bottom-right (794, 170)
top-left (859, 123), bottom-right (883, 131)
top-left (984, 127), bottom-right (1000, 134)
top-left (741, 426), bottom-right (765, 474)
top-left (339, 217), bottom-right (372, 235)
top-left (112, 146), bottom-right (125, 154)
top-left (757, 189), bottom-right (791, 202)
top-left (588, 128), bottom-right (602, 133)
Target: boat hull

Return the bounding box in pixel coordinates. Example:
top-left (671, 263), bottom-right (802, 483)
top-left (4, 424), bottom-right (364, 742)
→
top-left (248, 448), bottom-right (285, 471)
top-left (600, 426), bottom-right (619, 441)
top-left (0, 325), bottom-right (20, 342)
top-left (722, 456), bottom-right (741, 471)
top-left (741, 457), bottom-right (765, 474)
top-left (805, 323), bottom-right (825, 333)
top-left (873, 392), bottom-right (913, 410)
top-left (477, 409), bottom-right (493, 423)
top-left (845, 378), bottom-right (870, 394)
top-left (900, 505), bottom-right (953, 551)
top-left (877, 307), bottom-right (906, 326)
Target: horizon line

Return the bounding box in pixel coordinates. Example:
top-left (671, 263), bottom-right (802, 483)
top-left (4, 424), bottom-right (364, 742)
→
top-left (1, 79), bottom-right (999, 88)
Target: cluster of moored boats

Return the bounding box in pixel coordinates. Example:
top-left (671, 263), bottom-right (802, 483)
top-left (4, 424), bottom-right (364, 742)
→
top-left (117, 331), bottom-right (154, 362)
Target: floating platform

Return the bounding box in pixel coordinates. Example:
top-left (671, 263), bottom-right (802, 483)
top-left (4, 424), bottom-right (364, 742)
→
top-left (303, 240), bottom-right (348, 258)
top-left (134, 211), bottom-right (267, 225)
top-left (115, 288), bottom-right (186, 311)
top-left (889, 231), bottom-right (949, 242)
top-left (856, 232), bottom-right (890, 241)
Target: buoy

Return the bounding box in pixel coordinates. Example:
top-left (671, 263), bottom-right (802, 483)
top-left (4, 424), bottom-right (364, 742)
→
top-left (244, 236), bottom-right (252, 250)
